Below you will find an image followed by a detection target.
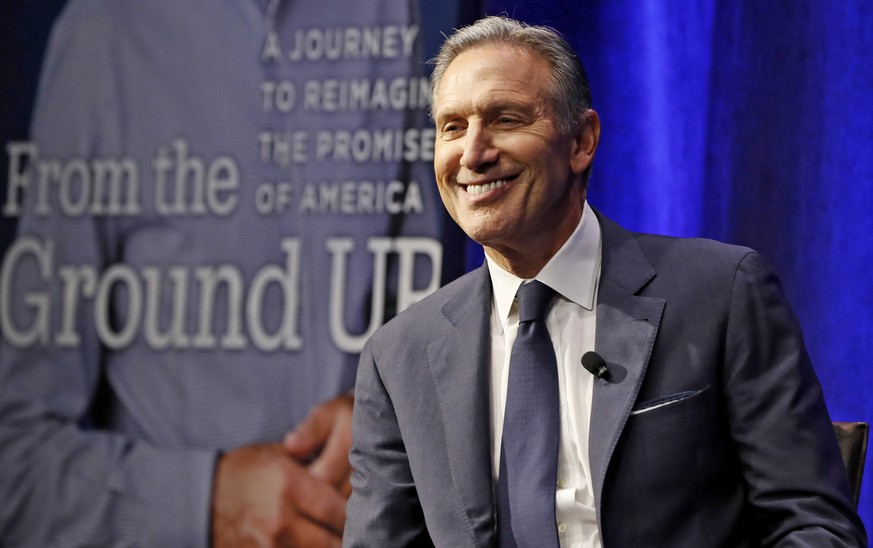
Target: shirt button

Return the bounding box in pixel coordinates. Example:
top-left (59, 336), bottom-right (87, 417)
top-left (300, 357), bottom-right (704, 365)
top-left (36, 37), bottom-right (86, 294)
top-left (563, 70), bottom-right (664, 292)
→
top-left (558, 523), bottom-right (568, 534)
top-left (557, 478), bottom-right (567, 488)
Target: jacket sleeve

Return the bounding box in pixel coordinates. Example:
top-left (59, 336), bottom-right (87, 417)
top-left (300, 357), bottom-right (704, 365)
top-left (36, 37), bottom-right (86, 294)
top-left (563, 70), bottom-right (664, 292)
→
top-left (723, 251), bottom-right (867, 546)
top-left (344, 337), bottom-right (434, 547)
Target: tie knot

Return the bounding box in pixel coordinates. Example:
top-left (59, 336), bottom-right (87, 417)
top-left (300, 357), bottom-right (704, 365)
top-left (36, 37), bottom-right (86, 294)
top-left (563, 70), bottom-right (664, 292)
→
top-left (516, 280), bottom-right (555, 323)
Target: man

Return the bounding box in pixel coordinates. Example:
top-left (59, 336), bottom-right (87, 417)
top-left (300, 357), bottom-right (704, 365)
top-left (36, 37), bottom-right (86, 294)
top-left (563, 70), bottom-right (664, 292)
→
top-left (344, 15), bottom-right (867, 547)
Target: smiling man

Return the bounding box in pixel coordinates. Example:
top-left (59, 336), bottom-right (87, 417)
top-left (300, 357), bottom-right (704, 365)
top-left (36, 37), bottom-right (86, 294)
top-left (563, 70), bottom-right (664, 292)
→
top-left (343, 15), bottom-right (866, 547)
top-left (431, 42), bottom-right (595, 279)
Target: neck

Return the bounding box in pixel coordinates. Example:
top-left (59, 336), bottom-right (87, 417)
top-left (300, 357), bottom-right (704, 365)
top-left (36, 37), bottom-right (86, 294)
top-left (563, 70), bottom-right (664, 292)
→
top-left (484, 198), bottom-right (586, 278)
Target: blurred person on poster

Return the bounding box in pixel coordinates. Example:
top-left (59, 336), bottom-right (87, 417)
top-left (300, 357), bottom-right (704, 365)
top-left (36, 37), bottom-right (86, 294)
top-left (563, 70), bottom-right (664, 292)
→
top-left (0, 0), bottom-right (441, 546)
top-left (343, 16), bottom-right (867, 547)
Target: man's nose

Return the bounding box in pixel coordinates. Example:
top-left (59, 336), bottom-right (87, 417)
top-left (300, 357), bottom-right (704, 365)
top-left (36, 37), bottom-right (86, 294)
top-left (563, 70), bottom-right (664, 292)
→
top-left (460, 124), bottom-right (498, 172)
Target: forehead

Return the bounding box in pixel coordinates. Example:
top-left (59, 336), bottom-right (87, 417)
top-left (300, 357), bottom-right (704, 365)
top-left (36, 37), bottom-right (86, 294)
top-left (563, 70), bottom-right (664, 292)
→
top-left (433, 45), bottom-right (552, 116)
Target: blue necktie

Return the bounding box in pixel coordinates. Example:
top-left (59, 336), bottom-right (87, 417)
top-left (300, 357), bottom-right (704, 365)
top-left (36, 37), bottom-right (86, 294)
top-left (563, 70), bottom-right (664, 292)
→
top-left (497, 280), bottom-right (560, 548)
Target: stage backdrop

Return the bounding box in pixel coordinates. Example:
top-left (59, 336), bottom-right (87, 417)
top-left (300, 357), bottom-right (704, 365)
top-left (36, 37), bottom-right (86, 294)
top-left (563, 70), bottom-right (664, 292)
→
top-left (2, 0), bottom-right (870, 539)
top-left (483, 0), bottom-right (873, 524)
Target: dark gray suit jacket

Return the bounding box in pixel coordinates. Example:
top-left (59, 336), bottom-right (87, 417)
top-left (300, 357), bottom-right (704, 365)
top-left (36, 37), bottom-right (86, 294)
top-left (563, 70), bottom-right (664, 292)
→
top-left (344, 210), bottom-right (866, 547)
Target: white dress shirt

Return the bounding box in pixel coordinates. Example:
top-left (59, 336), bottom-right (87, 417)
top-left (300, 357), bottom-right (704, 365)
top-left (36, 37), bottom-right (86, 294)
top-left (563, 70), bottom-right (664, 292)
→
top-left (486, 201), bottom-right (602, 548)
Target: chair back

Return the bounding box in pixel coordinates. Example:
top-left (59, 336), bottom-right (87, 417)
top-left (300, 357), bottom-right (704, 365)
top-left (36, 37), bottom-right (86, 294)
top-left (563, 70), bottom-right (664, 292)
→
top-left (833, 421), bottom-right (868, 508)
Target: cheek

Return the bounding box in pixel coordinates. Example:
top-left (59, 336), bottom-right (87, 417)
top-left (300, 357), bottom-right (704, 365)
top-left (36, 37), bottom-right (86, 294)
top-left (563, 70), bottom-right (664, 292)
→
top-left (433, 164), bottom-right (455, 202)
top-left (436, 185), bottom-right (459, 222)
top-left (433, 142), bottom-right (459, 176)
top-left (435, 179), bottom-right (454, 201)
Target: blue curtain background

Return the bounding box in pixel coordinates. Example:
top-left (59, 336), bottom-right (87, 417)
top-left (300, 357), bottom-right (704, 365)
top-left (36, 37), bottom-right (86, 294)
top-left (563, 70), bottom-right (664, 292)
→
top-left (482, 0), bottom-right (873, 524)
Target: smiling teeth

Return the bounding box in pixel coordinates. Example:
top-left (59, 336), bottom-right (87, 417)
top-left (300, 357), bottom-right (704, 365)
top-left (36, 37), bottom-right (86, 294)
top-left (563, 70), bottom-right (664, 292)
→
top-left (466, 180), bottom-right (508, 196)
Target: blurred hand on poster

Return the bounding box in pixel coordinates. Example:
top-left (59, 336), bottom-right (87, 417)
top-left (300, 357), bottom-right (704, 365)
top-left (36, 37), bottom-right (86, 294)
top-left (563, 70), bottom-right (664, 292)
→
top-left (211, 395), bottom-right (353, 547)
top-left (284, 392), bottom-right (355, 498)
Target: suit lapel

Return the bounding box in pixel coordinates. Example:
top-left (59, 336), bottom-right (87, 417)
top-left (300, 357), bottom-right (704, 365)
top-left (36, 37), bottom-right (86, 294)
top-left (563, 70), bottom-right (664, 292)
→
top-left (423, 213), bottom-right (665, 542)
top-left (427, 266), bottom-right (496, 546)
top-left (589, 211), bottom-right (665, 514)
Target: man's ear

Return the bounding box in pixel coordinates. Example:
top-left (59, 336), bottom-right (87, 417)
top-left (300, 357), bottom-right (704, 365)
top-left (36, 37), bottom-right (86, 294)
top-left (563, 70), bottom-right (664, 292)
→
top-left (570, 109), bottom-right (601, 175)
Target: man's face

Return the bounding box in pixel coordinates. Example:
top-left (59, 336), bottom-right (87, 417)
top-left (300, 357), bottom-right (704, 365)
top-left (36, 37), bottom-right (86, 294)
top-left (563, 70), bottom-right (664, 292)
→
top-left (432, 44), bottom-right (595, 270)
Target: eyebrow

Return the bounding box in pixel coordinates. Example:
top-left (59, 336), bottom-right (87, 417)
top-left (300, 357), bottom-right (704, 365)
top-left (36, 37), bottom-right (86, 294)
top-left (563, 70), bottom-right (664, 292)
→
top-left (435, 96), bottom-right (537, 124)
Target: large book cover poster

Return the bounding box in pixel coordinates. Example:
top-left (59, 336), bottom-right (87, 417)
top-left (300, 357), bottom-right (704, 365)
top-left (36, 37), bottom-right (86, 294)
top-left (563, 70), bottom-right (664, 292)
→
top-left (0, 1), bottom-right (475, 543)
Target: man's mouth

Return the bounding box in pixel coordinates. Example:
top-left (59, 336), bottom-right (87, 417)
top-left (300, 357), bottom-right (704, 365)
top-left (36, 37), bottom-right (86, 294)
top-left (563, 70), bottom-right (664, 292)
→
top-left (464, 177), bottom-right (515, 197)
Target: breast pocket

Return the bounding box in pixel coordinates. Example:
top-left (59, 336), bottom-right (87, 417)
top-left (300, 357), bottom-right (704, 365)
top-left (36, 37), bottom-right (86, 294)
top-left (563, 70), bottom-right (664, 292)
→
top-left (630, 386), bottom-right (710, 438)
top-left (607, 386), bottom-right (721, 544)
top-left (620, 386), bottom-right (711, 487)
top-left (631, 386), bottom-right (710, 417)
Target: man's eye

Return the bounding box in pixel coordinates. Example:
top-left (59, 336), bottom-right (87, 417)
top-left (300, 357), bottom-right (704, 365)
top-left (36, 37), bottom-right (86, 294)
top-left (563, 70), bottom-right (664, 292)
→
top-left (441, 123), bottom-right (464, 137)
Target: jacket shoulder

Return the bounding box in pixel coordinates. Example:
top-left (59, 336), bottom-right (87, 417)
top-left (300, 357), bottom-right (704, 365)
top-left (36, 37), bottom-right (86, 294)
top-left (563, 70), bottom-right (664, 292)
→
top-left (370, 266), bottom-right (487, 342)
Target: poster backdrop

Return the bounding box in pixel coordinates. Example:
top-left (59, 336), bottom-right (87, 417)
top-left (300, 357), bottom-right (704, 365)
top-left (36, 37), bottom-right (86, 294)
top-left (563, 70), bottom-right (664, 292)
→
top-left (483, 0), bottom-right (873, 525)
top-left (0, 0), bottom-right (473, 544)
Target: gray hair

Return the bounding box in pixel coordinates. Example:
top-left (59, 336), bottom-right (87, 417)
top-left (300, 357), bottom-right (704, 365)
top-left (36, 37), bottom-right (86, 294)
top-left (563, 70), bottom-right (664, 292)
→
top-left (429, 15), bottom-right (593, 135)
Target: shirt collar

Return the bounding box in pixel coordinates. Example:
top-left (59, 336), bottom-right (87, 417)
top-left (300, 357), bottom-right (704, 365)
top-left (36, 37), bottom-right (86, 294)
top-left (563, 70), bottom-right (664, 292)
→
top-left (486, 201), bottom-right (602, 328)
